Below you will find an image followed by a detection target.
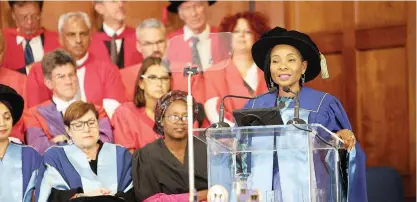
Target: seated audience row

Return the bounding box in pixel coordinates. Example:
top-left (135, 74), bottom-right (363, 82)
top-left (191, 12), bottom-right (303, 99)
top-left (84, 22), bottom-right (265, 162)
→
top-left (1, 1), bottom-right (141, 73)
top-left (0, 83), bottom-right (206, 202)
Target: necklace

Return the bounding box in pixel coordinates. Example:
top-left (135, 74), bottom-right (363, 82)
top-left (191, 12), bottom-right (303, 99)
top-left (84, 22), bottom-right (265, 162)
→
top-left (277, 96), bottom-right (294, 110)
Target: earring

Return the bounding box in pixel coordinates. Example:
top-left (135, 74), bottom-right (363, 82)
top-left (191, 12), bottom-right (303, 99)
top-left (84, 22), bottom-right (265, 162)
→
top-left (301, 74), bottom-right (306, 83)
top-left (270, 78), bottom-right (275, 88)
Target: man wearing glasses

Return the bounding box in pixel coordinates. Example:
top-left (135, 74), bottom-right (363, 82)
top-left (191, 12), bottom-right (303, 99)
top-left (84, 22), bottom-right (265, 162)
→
top-left (120, 18), bottom-right (168, 100)
top-left (23, 49), bottom-right (113, 155)
top-left (26, 11), bottom-right (127, 119)
top-left (2, 1), bottom-right (60, 74)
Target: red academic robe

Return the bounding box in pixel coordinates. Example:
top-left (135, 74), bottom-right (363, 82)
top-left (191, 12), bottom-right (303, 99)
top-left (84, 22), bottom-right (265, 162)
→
top-left (25, 53), bottom-right (127, 108)
top-left (111, 102), bottom-right (158, 150)
top-left (167, 26), bottom-right (228, 105)
top-left (111, 102), bottom-right (200, 150)
top-left (204, 62), bottom-right (268, 123)
top-left (0, 67), bottom-right (27, 142)
top-left (1, 28), bottom-right (60, 72)
top-left (90, 26), bottom-right (143, 68)
top-left (120, 63), bottom-right (141, 101)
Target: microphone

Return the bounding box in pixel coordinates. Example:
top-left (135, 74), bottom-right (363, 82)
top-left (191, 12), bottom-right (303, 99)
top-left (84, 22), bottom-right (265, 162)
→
top-left (211, 87), bottom-right (278, 128)
top-left (283, 86), bottom-right (306, 125)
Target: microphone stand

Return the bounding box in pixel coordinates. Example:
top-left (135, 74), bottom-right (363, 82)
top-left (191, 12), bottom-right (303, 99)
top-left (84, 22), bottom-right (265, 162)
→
top-left (213, 87), bottom-right (278, 128)
top-left (283, 87), bottom-right (306, 125)
top-left (183, 66), bottom-right (200, 202)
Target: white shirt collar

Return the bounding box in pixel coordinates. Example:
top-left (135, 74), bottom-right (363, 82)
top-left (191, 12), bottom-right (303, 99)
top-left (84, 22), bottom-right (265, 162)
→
top-left (16, 35), bottom-right (41, 45)
top-left (52, 95), bottom-right (77, 113)
top-left (76, 52), bottom-right (89, 67)
top-left (244, 63), bottom-right (259, 92)
top-left (102, 23), bottom-right (125, 37)
top-left (183, 24), bottom-right (210, 41)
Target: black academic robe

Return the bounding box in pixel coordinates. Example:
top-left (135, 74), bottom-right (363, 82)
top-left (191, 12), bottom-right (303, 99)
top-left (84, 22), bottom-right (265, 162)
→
top-left (132, 137), bottom-right (208, 202)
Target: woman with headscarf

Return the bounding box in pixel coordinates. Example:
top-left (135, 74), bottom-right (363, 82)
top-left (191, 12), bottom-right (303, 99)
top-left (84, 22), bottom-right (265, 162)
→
top-left (233, 27), bottom-right (367, 201)
top-left (0, 84), bottom-right (41, 202)
top-left (132, 90), bottom-right (208, 202)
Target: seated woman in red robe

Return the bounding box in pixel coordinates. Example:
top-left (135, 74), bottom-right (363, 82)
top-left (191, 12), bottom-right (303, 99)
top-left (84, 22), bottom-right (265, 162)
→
top-left (111, 57), bottom-right (171, 153)
top-left (132, 90), bottom-right (208, 202)
top-left (204, 11), bottom-right (270, 126)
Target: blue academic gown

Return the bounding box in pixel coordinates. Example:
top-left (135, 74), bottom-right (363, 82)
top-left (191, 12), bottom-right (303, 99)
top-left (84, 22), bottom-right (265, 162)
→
top-left (210, 87), bottom-right (367, 202)
top-left (35, 143), bottom-right (133, 202)
top-left (0, 143), bottom-right (42, 202)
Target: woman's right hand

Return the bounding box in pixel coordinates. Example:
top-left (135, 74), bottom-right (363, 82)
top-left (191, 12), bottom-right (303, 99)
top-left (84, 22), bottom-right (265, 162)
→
top-left (82, 188), bottom-right (113, 197)
top-left (197, 189), bottom-right (208, 201)
top-left (51, 134), bottom-right (69, 144)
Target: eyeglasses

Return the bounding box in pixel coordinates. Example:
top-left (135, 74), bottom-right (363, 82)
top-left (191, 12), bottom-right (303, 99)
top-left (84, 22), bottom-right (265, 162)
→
top-left (139, 40), bottom-right (166, 47)
top-left (165, 115), bottom-right (188, 124)
top-left (70, 119), bottom-right (98, 131)
top-left (54, 72), bottom-right (77, 81)
top-left (141, 75), bottom-right (170, 84)
top-left (15, 14), bottom-right (40, 23)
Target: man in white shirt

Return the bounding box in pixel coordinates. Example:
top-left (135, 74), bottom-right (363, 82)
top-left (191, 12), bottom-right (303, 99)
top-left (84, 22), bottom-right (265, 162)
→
top-left (120, 18), bottom-right (168, 100)
top-left (91, 0), bottom-right (142, 69)
top-left (23, 49), bottom-right (113, 154)
top-left (26, 12), bottom-right (127, 118)
top-left (2, 1), bottom-right (60, 74)
top-left (167, 0), bottom-right (218, 71)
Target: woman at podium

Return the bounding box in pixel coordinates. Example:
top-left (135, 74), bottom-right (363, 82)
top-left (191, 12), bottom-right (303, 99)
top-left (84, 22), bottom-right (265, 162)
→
top-left (236, 27), bottom-right (368, 201)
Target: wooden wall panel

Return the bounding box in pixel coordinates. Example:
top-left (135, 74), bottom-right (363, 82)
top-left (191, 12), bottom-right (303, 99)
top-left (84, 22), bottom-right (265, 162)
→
top-left (205, 1), bottom-right (249, 28)
top-left (0, 2), bottom-right (4, 28)
top-left (0, 1), bottom-right (14, 28)
top-left (41, 1), bottom-right (95, 32)
top-left (406, 1), bottom-right (416, 199)
top-left (254, 1), bottom-right (285, 28)
top-left (356, 48), bottom-right (410, 175)
top-left (1, 1), bottom-right (96, 31)
top-left (120, 1), bottom-right (169, 29)
top-left (305, 54), bottom-right (344, 101)
top-left (284, 1), bottom-right (343, 33)
top-left (355, 1), bottom-right (407, 29)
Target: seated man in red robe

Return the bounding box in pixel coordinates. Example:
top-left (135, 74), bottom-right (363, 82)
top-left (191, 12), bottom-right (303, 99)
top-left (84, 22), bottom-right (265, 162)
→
top-left (91, 0), bottom-right (143, 69)
top-left (24, 49), bottom-right (113, 154)
top-left (120, 18), bottom-right (167, 101)
top-left (26, 11), bottom-right (127, 118)
top-left (1, 1), bottom-right (60, 74)
top-left (0, 27), bottom-right (27, 143)
top-left (165, 1), bottom-right (224, 106)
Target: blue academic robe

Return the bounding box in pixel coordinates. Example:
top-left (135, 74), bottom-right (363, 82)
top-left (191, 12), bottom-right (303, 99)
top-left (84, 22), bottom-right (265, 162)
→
top-left (210, 87), bottom-right (367, 202)
top-left (0, 143), bottom-right (41, 202)
top-left (35, 143), bottom-right (133, 202)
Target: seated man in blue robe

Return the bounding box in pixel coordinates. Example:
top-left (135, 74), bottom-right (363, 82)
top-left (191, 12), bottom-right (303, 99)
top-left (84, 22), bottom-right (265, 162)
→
top-left (210, 27), bottom-right (367, 202)
top-left (35, 101), bottom-right (134, 202)
top-left (0, 84), bottom-right (41, 202)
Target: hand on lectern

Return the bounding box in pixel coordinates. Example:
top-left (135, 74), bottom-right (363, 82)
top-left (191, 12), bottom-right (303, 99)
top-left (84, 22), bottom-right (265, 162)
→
top-left (336, 129), bottom-right (357, 151)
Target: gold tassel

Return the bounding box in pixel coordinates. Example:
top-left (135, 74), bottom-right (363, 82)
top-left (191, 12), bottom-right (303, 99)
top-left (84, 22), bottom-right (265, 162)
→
top-left (320, 53), bottom-right (329, 79)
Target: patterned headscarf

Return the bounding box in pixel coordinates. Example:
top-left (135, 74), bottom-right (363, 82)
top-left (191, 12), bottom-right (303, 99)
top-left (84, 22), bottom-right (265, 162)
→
top-left (153, 90), bottom-right (199, 136)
